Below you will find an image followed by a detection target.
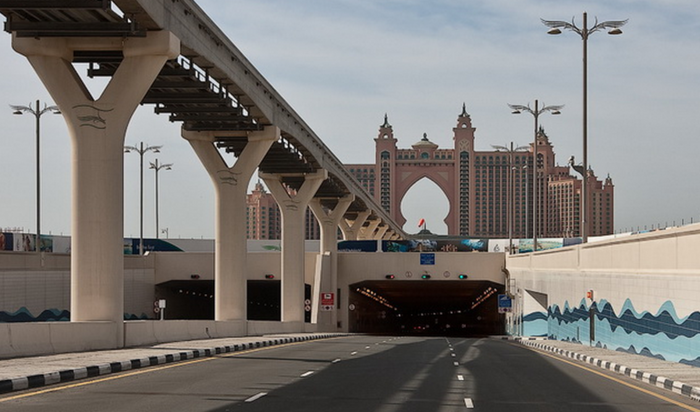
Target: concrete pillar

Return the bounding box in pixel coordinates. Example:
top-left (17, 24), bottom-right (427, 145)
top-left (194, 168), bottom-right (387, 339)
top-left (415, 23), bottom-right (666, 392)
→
top-left (261, 170), bottom-right (327, 323)
top-left (183, 127), bottom-right (278, 321)
top-left (308, 195), bottom-right (354, 328)
top-left (12, 33), bottom-right (179, 339)
top-left (339, 210), bottom-right (370, 241)
top-left (360, 220), bottom-right (381, 240)
top-left (374, 224), bottom-right (389, 240)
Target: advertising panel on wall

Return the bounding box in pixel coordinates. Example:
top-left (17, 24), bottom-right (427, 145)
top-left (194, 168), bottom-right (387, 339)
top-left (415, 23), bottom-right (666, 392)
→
top-left (382, 239), bottom-right (490, 252)
top-left (338, 240), bottom-right (378, 252)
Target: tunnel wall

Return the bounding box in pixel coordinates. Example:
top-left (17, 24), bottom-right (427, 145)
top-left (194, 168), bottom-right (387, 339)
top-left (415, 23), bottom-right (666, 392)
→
top-left (506, 224), bottom-right (700, 365)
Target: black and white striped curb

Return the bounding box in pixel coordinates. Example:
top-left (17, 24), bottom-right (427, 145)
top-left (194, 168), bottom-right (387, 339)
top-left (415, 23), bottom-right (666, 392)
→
top-left (493, 336), bottom-right (548, 341)
top-left (0, 333), bottom-right (342, 395)
top-left (521, 340), bottom-right (700, 402)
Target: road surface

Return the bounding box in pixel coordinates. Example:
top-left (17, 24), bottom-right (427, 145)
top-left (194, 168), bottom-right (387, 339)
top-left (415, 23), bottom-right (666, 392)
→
top-left (1, 335), bottom-right (698, 411)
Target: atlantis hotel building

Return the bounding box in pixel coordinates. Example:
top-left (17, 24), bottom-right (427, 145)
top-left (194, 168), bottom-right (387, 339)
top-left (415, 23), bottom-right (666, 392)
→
top-left (345, 105), bottom-right (614, 238)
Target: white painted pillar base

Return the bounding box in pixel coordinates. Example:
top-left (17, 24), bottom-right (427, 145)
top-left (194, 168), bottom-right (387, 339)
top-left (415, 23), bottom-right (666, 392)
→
top-left (12, 33), bottom-right (179, 337)
top-left (261, 171), bottom-right (327, 323)
top-left (183, 127), bottom-right (278, 321)
top-left (309, 195), bottom-right (353, 328)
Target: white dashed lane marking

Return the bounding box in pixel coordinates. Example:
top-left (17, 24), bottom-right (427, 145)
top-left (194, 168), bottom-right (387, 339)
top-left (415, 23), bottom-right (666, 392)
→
top-left (464, 398), bottom-right (474, 408)
top-left (457, 374), bottom-right (464, 381)
top-left (300, 371), bottom-right (314, 377)
top-left (245, 392), bottom-right (267, 403)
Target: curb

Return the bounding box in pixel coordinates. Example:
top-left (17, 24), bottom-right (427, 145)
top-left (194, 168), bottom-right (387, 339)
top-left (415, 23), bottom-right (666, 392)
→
top-left (493, 336), bottom-right (548, 341)
top-left (521, 340), bottom-right (700, 402)
top-left (0, 333), bottom-right (341, 395)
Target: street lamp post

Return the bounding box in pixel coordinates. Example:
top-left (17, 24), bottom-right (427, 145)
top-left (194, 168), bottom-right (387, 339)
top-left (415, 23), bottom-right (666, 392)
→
top-left (124, 142), bottom-right (162, 254)
top-left (149, 159), bottom-right (172, 239)
top-left (542, 13), bottom-right (627, 242)
top-left (492, 142), bottom-right (528, 254)
top-left (508, 100), bottom-right (563, 252)
top-left (10, 100), bottom-right (60, 251)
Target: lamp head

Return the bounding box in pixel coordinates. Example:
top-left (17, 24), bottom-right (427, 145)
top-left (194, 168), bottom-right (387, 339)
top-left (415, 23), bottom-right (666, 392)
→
top-left (511, 110), bottom-right (521, 115)
top-left (547, 28), bottom-right (562, 35)
top-left (608, 28), bottom-right (623, 35)
top-left (12, 110), bottom-right (23, 115)
top-left (551, 110), bottom-right (561, 115)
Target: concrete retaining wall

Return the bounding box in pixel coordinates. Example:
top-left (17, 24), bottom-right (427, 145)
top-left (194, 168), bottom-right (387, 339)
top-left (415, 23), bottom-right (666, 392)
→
top-left (506, 224), bottom-right (700, 365)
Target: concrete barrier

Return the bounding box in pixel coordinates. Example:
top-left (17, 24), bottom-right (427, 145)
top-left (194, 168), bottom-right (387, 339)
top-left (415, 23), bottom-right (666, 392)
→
top-left (0, 322), bottom-right (118, 358)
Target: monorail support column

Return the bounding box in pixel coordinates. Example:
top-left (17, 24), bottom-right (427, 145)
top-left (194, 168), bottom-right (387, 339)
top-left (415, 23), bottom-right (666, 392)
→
top-left (261, 170), bottom-right (327, 324)
top-left (309, 195), bottom-right (354, 328)
top-left (339, 210), bottom-right (370, 241)
top-left (183, 127), bottom-right (278, 321)
top-left (359, 220), bottom-right (381, 240)
top-left (374, 224), bottom-right (389, 240)
top-left (12, 32), bottom-right (179, 343)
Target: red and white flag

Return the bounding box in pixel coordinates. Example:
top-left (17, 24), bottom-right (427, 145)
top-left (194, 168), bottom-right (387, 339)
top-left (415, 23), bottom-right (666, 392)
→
top-left (418, 218), bottom-right (425, 228)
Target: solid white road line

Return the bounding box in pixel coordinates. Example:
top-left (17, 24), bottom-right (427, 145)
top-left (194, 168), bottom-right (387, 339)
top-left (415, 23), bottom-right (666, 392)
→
top-left (301, 371), bottom-right (314, 377)
top-left (464, 398), bottom-right (474, 408)
top-left (245, 392), bottom-right (267, 403)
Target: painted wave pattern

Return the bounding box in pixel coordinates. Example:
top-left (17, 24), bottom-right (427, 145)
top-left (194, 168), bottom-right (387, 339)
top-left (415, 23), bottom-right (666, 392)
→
top-left (522, 312), bottom-right (548, 337)
top-left (0, 307), bottom-right (150, 322)
top-left (532, 299), bottom-right (700, 366)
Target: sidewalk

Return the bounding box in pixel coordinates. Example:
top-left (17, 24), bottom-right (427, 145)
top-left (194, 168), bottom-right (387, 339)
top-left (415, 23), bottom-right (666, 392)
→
top-left (0, 333), bottom-right (343, 394)
top-left (515, 337), bottom-right (700, 402)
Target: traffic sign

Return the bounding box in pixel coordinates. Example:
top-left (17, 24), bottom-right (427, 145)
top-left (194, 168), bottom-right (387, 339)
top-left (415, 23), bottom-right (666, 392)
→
top-left (497, 294), bottom-right (513, 313)
top-left (420, 253), bottom-right (435, 265)
top-left (321, 292), bottom-right (334, 307)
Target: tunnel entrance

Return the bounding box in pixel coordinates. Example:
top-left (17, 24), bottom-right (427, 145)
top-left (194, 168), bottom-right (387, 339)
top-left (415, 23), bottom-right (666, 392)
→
top-left (155, 280), bottom-right (311, 322)
top-left (348, 280), bottom-right (505, 336)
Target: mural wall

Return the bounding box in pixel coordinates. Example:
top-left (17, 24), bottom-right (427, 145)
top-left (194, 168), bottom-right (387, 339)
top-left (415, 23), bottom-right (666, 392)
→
top-left (508, 226), bottom-right (700, 367)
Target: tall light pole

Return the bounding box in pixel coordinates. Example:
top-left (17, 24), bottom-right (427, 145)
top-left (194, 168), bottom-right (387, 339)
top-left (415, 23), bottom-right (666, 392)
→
top-left (124, 142), bottom-right (162, 254)
top-left (542, 13), bottom-right (627, 242)
top-left (10, 100), bottom-right (61, 251)
top-left (508, 101), bottom-right (563, 252)
top-left (149, 159), bottom-right (172, 239)
top-left (492, 142), bottom-right (528, 254)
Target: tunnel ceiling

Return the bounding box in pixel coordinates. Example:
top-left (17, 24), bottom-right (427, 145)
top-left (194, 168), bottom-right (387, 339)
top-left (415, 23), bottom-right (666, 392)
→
top-left (351, 280), bottom-right (501, 313)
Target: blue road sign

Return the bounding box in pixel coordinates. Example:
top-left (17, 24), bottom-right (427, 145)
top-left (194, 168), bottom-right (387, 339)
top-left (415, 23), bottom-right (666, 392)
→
top-left (498, 294), bottom-right (513, 313)
top-left (420, 253), bottom-right (435, 265)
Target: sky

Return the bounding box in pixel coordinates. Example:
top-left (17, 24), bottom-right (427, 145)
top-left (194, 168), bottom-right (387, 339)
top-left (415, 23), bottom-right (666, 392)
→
top-left (0, 0), bottom-right (699, 238)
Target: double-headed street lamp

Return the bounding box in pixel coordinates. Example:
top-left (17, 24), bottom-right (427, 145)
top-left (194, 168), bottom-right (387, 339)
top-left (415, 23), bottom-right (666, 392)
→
top-left (491, 142), bottom-right (528, 254)
top-left (124, 142), bottom-right (162, 255)
top-left (541, 13), bottom-right (627, 242)
top-left (149, 159), bottom-right (172, 239)
top-left (10, 100), bottom-right (61, 251)
top-left (508, 101), bottom-right (563, 252)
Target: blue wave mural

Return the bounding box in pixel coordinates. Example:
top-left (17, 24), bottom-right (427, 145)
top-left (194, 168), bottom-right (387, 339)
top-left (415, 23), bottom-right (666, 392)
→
top-left (522, 299), bottom-right (700, 366)
top-left (0, 307), bottom-right (69, 322)
top-left (0, 307), bottom-right (151, 322)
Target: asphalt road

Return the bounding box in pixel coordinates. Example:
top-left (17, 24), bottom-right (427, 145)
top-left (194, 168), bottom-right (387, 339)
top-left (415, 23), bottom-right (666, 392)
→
top-left (1, 335), bottom-right (699, 412)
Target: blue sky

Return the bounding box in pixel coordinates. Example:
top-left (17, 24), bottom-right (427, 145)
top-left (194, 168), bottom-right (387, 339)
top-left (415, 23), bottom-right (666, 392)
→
top-left (0, 0), bottom-right (699, 237)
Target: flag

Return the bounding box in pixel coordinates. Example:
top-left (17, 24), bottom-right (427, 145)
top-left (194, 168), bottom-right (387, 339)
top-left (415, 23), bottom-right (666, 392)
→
top-left (418, 218), bottom-right (425, 228)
